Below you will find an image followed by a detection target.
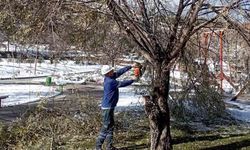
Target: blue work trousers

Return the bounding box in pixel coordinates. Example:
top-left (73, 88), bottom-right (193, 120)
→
top-left (96, 108), bottom-right (115, 150)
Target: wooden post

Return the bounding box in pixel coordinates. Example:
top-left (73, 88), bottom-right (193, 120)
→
top-left (0, 95), bottom-right (9, 107)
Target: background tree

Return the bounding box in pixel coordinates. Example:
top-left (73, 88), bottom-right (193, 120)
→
top-left (0, 0), bottom-right (134, 65)
top-left (0, 0), bottom-right (109, 61)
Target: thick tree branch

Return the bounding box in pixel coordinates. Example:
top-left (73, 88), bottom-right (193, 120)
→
top-left (107, 0), bottom-right (155, 63)
top-left (168, 0), bottom-right (205, 63)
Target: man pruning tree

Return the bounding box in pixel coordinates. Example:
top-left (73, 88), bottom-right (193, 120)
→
top-left (96, 64), bottom-right (140, 150)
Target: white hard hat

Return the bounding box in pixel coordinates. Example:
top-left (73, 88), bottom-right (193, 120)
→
top-left (101, 65), bottom-right (114, 75)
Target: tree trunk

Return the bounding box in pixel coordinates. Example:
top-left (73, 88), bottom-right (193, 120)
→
top-left (144, 68), bottom-right (172, 150)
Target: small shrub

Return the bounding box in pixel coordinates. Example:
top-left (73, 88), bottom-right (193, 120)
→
top-left (170, 85), bottom-right (226, 123)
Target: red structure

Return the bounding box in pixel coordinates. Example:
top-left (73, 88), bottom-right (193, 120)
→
top-left (202, 30), bottom-right (224, 91)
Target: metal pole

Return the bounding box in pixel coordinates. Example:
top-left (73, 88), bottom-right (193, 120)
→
top-left (219, 31), bottom-right (224, 91)
top-left (204, 33), bottom-right (209, 65)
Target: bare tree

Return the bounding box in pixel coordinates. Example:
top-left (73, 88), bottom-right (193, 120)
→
top-left (105, 0), bottom-right (250, 149)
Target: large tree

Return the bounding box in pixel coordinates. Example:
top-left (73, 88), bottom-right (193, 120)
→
top-left (105, 0), bottom-right (250, 149)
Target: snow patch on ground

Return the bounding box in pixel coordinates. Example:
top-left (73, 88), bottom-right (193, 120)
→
top-left (226, 99), bottom-right (250, 123)
top-left (0, 84), bottom-right (60, 107)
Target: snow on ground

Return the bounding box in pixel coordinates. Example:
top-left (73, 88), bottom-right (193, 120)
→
top-left (0, 59), bottom-right (249, 123)
top-left (0, 59), bottom-right (100, 79)
top-left (225, 99), bottom-right (250, 123)
top-left (0, 84), bottom-right (60, 107)
top-left (0, 59), bottom-right (102, 107)
top-left (117, 87), bottom-right (144, 107)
